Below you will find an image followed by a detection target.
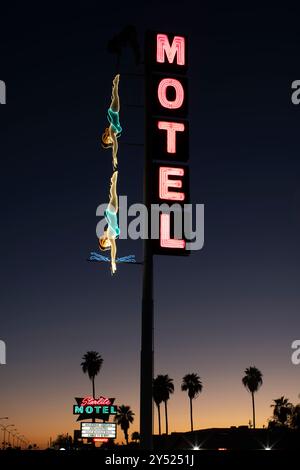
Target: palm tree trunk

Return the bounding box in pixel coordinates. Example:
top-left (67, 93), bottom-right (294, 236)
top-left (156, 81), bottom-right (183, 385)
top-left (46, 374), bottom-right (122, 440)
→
top-left (252, 392), bottom-right (256, 429)
top-left (92, 377), bottom-right (95, 398)
top-left (157, 404), bottom-right (161, 435)
top-left (190, 397), bottom-right (193, 432)
top-left (125, 430), bottom-right (128, 445)
top-left (164, 401), bottom-right (168, 435)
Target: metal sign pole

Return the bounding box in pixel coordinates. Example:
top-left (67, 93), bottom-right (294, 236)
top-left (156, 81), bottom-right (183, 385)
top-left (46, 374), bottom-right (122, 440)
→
top-left (140, 33), bottom-right (154, 449)
top-left (140, 239), bottom-right (154, 449)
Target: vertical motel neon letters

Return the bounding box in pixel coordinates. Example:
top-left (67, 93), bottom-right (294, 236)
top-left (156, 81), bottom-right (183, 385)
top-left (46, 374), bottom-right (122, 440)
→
top-left (159, 167), bottom-right (185, 201)
top-left (145, 31), bottom-right (189, 255)
top-left (157, 78), bottom-right (184, 109)
top-left (157, 33), bottom-right (187, 251)
top-left (157, 121), bottom-right (185, 154)
top-left (160, 214), bottom-right (185, 249)
top-left (156, 34), bottom-right (186, 65)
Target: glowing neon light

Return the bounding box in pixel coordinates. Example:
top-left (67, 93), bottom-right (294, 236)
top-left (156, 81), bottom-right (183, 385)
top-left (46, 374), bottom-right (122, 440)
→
top-left (81, 396), bottom-right (112, 406)
top-left (73, 405), bottom-right (116, 415)
top-left (101, 74), bottom-right (122, 169)
top-left (158, 121), bottom-right (185, 153)
top-left (97, 75), bottom-right (127, 275)
top-left (81, 422), bottom-right (116, 440)
top-left (89, 252), bottom-right (136, 264)
top-left (160, 213), bottom-right (185, 249)
top-left (98, 170), bottom-right (120, 275)
top-left (156, 34), bottom-right (185, 65)
top-left (158, 78), bottom-right (184, 110)
top-left (159, 167), bottom-right (185, 201)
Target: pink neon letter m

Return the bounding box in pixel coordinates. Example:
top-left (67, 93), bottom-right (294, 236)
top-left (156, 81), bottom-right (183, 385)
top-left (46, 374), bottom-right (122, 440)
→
top-left (156, 34), bottom-right (185, 65)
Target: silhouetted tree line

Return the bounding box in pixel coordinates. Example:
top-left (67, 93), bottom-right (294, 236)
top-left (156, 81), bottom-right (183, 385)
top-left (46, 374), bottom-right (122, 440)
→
top-left (79, 352), bottom-right (300, 445)
top-left (269, 397), bottom-right (300, 429)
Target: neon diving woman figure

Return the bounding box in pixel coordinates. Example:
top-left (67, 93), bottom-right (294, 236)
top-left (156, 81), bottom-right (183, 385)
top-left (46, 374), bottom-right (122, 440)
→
top-left (98, 170), bottom-right (120, 274)
top-left (101, 74), bottom-right (122, 169)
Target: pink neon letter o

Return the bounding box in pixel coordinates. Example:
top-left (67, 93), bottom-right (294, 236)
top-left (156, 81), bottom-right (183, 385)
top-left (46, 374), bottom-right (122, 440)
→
top-left (157, 78), bottom-right (184, 109)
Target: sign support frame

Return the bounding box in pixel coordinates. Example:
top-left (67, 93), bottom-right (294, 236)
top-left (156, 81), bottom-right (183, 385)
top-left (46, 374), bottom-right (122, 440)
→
top-left (139, 35), bottom-right (154, 447)
top-left (140, 30), bottom-right (189, 449)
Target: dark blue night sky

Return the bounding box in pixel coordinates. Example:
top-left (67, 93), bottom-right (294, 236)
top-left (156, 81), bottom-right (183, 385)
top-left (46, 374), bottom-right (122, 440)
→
top-left (0, 3), bottom-right (300, 445)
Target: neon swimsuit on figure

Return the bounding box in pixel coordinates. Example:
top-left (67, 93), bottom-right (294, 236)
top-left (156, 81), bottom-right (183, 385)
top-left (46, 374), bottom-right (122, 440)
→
top-left (98, 171), bottom-right (120, 275)
top-left (101, 74), bottom-right (122, 170)
top-left (89, 74), bottom-right (135, 274)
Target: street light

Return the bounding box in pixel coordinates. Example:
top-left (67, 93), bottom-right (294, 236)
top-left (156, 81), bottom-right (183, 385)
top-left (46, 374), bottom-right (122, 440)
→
top-left (11, 429), bottom-right (18, 448)
top-left (1, 424), bottom-right (15, 450)
top-left (7, 427), bottom-right (17, 447)
top-left (14, 433), bottom-right (21, 448)
top-left (0, 418), bottom-right (8, 443)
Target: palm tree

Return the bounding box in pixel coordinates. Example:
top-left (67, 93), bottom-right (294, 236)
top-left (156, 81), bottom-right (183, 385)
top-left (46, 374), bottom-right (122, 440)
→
top-left (153, 376), bottom-right (165, 435)
top-left (242, 366), bottom-right (263, 429)
top-left (181, 373), bottom-right (203, 432)
top-left (81, 351), bottom-right (103, 398)
top-left (152, 374), bottom-right (174, 435)
top-left (291, 404), bottom-right (300, 429)
top-left (114, 405), bottom-right (135, 445)
top-left (271, 396), bottom-right (293, 426)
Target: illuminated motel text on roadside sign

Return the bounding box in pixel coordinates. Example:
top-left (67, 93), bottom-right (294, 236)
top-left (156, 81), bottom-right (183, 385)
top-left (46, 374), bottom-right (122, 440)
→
top-left (145, 32), bottom-right (190, 255)
top-left (73, 396), bottom-right (116, 421)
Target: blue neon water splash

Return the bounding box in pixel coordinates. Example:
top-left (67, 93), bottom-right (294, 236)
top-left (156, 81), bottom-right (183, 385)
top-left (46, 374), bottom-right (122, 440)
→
top-left (89, 252), bottom-right (136, 264)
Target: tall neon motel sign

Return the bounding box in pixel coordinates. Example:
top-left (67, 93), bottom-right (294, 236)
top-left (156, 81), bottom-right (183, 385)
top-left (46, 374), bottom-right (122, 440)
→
top-left (145, 32), bottom-right (190, 255)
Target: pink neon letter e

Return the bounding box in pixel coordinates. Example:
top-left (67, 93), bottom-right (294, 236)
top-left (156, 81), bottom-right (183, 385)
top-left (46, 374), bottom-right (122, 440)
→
top-left (159, 166), bottom-right (185, 201)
